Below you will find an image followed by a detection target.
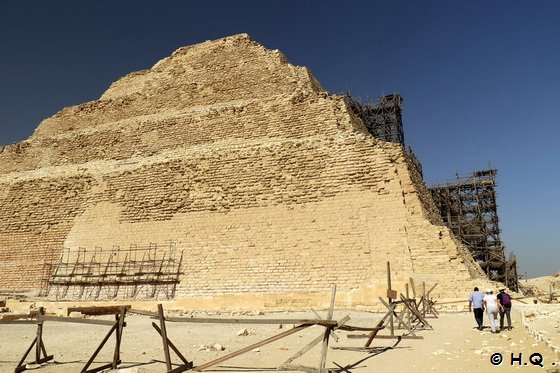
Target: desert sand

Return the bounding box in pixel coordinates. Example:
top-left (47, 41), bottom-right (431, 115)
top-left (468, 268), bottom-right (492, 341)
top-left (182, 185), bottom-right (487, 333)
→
top-left (1, 307), bottom-right (559, 373)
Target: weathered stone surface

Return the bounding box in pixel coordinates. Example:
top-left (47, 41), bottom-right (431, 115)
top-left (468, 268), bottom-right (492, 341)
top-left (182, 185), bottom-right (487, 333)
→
top-left (0, 34), bottom-right (492, 308)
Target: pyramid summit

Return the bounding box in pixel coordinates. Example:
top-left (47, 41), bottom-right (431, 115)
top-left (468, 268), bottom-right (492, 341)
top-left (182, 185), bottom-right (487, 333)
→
top-left (0, 34), bottom-right (492, 309)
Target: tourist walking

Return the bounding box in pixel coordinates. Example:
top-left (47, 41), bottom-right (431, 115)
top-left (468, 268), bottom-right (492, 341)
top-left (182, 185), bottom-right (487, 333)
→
top-left (483, 289), bottom-right (503, 333)
top-left (468, 287), bottom-right (484, 330)
top-left (497, 288), bottom-right (513, 330)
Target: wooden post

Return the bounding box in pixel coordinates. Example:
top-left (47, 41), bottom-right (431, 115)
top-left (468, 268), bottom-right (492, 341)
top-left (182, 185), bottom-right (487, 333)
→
top-left (409, 277), bottom-right (416, 298)
top-left (405, 283), bottom-right (411, 329)
top-left (35, 307), bottom-right (44, 363)
top-left (151, 323), bottom-right (192, 368)
top-left (112, 307), bottom-right (126, 369)
top-left (158, 304), bottom-right (172, 371)
top-left (319, 284), bottom-right (336, 372)
top-left (422, 281), bottom-right (427, 315)
top-left (387, 262), bottom-right (394, 337)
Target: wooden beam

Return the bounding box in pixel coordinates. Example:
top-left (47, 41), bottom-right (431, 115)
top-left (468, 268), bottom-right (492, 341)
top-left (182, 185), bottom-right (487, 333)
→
top-left (378, 297), bottom-right (416, 336)
top-left (319, 284), bottom-right (336, 372)
top-left (67, 305), bottom-right (131, 316)
top-left (158, 304), bottom-right (172, 371)
top-left (165, 317), bottom-right (337, 326)
top-left (38, 316), bottom-right (117, 327)
top-left (0, 320), bottom-right (38, 325)
top-left (280, 314), bottom-right (350, 369)
top-left (348, 334), bottom-right (423, 340)
top-left (364, 307), bottom-right (392, 347)
top-left (112, 307), bottom-right (126, 369)
top-left (193, 324), bottom-right (312, 371)
top-left (81, 319), bottom-right (119, 372)
top-left (409, 277), bottom-right (417, 298)
top-left (387, 262), bottom-right (394, 337)
top-left (152, 322), bottom-right (192, 367)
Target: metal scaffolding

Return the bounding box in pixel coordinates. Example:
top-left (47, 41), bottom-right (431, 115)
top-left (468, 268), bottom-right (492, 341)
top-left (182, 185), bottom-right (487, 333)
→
top-left (41, 242), bottom-right (184, 300)
top-left (347, 93), bottom-right (405, 145)
top-left (347, 93), bottom-right (423, 177)
top-left (429, 170), bottom-right (518, 291)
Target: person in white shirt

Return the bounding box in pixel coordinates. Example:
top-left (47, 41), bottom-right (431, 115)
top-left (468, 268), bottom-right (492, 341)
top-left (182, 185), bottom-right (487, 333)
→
top-left (483, 289), bottom-right (503, 333)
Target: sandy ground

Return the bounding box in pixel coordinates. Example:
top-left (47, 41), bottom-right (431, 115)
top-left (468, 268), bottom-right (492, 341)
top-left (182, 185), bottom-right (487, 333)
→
top-left (1, 308), bottom-right (560, 373)
top-left (522, 273), bottom-right (559, 300)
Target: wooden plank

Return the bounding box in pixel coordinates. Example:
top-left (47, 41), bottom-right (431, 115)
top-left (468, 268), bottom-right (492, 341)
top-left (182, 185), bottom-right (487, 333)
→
top-left (39, 316), bottom-right (117, 326)
top-left (165, 317), bottom-right (337, 326)
top-left (158, 304), bottom-right (172, 371)
top-left (168, 364), bottom-right (194, 373)
top-left (81, 320), bottom-right (119, 372)
top-left (426, 283), bottom-right (438, 297)
top-left (338, 324), bottom-right (384, 332)
top-left (409, 278), bottom-right (417, 298)
top-left (332, 346), bottom-right (399, 351)
top-left (0, 320), bottom-right (38, 325)
top-left (0, 314), bottom-right (37, 321)
top-left (405, 296), bottom-right (432, 329)
top-left (400, 295), bottom-right (431, 328)
top-left (319, 284), bottom-right (336, 372)
top-left (112, 307), bottom-right (126, 369)
top-left (35, 308), bottom-right (44, 363)
top-left (152, 322), bottom-right (192, 367)
top-left (193, 324), bottom-right (312, 371)
top-left (348, 334), bottom-right (424, 340)
top-left (83, 361), bottom-right (121, 373)
top-left (67, 305), bottom-right (131, 316)
top-left (387, 262), bottom-right (394, 337)
top-left (364, 307), bottom-right (391, 347)
top-left (16, 338), bottom-right (36, 370)
top-left (280, 314), bottom-right (350, 368)
top-left (278, 364), bottom-right (318, 373)
top-left (378, 297), bottom-right (416, 336)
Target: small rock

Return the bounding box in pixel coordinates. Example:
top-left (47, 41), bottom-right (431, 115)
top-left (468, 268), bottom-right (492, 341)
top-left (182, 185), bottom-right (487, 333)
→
top-left (237, 329), bottom-right (249, 336)
top-left (213, 343), bottom-right (225, 351)
top-left (252, 348), bottom-right (260, 353)
top-left (69, 311), bottom-right (83, 318)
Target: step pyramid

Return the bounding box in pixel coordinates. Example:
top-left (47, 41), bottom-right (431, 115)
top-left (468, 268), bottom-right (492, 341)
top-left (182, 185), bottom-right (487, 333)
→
top-left (0, 34), bottom-right (494, 309)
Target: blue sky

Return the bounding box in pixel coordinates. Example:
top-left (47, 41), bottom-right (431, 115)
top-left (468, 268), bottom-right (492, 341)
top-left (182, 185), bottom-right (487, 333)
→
top-left (0, 1), bottom-right (558, 277)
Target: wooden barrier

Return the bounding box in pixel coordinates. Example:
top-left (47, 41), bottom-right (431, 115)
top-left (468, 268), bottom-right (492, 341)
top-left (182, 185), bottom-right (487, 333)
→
top-left (4, 306), bottom-right (127, 373)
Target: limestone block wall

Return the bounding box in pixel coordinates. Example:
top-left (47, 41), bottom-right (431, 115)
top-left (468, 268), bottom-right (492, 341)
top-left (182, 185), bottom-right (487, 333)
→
top-left (0, 175), bottom-right (95, 289)
top-left (0, 33), bottom-right (493, 307)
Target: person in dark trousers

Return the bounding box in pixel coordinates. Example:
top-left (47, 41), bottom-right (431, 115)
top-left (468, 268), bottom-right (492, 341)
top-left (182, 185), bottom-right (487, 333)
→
top-left (497, 288), bottom-right (513, 330)
top-left (469, 287), bottom-right (484, 330)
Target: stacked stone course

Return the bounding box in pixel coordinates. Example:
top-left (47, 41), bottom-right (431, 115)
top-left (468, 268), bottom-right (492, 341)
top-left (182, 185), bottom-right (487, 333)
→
top-left (0, 34), bottom-right (492, 308)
